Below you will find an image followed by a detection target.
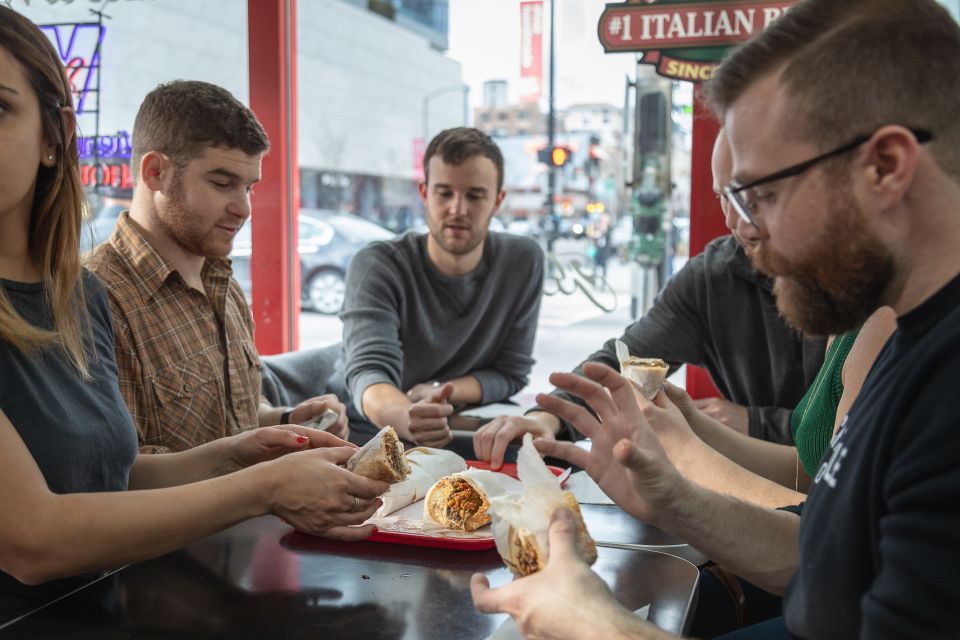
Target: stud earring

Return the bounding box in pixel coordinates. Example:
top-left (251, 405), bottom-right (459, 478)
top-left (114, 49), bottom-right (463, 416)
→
top-left (48, 154), bottom-right (54, 161)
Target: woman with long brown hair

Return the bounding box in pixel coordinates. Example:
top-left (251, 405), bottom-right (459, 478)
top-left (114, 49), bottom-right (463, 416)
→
top-left (0, 6), bottom-right (388, 618)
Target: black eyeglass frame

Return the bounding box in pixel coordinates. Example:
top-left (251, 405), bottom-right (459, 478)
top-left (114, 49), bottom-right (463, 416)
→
top-left (723, 128), bottom-right (934, 227)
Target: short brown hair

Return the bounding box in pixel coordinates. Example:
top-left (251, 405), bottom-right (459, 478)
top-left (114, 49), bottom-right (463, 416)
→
top-left (131, 80), bottom-right (269, 181)
top-left (423, 127), bottom-right (505, 192)
top-left (706, 0), bottom-right (960, 180)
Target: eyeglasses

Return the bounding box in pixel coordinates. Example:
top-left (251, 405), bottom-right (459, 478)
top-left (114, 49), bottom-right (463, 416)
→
top-left (723, 128), bottom-right (934, 228)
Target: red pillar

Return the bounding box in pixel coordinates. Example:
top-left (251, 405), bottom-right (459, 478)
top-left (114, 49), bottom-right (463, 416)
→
top-left (247, 0), bottom-right (300, 355)
top-left (684, 87), bottom-right (726, 399)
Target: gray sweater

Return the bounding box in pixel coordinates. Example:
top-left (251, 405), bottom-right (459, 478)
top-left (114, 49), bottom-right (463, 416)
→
top-left (334, 231), bottom-right (544, 441)
top-left (545, 235), bottom-right (826, 444)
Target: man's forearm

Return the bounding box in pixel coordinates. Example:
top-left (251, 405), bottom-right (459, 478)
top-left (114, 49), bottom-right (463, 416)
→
top-left (446, 375), bottom-right (483, 406)
top-left (659, 482), bottom-right (800, 594)
top-left (362, 383), bottom-right (414, 439)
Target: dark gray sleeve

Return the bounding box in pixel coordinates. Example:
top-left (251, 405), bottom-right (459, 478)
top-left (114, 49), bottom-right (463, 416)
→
top-left (537, 260), bottom-right (711, 439)
top-left (339, 247), bottom-right (404, 417)
top-left (749, 406), bottom-right (795, 445)
top-left (472, 244), bottom-right (544, 402)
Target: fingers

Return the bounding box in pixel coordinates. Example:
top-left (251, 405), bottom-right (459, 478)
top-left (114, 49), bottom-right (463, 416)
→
top-left (409, 401), bottom-right (454, 419)
top-left (546, 508), bottom-right (578, 563)
top-left (470, 573), bottom-right (506, 615)
top-left (661, 381), bottom-right (688, 403)
top-left (416, 429), bottom-right (453, 448)
top-left (473, 417), bottom-right (534, 469)
top-left (342, 471), bottom-right (391, 499)
top-left (280, 426), bottom-right (356, 450)
top-left (321, 524), bottom-right (378, 541)
top-left (534, 439), bottom-right (590, 470)
top-left (612, 438), bottom-right (647, 469)
top-left (408, 418), bottom-right (452, 447)
top-left (429, 382), bottom-right (455, 404)
top-left (255, 426), bottom-right (312, 451)
top-left (535, 393), bottom-right (602, 439)
top-left (472, 416), bottom-right (504, 462)
top-left (547, 371), bottom-right (619, 420)
top-left (311, 445), bottom-right (363, 465)
top-left (579, 363), bottom-right (645, 416)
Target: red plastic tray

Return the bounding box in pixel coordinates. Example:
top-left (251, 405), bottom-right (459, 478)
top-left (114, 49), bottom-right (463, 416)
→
top-left (364, 460), bottom-right (566, 550)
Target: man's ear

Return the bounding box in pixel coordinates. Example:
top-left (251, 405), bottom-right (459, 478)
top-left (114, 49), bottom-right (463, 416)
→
top-left (863, 125), bottom-right (921, 208)
top-left (418, 180), bottom-right (429, 202)
top-left (493, 189), bottom-right (507, 211)
top-left (140, 151), bottom-right (171, 192)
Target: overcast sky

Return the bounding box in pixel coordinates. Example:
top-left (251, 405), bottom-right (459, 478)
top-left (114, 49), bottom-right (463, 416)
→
top-left (447, 0), bottom-right (641, 111)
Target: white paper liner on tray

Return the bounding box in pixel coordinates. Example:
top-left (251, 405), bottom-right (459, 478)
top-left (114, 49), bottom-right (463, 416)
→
top-left (364, 470), bottom-right (524, 539)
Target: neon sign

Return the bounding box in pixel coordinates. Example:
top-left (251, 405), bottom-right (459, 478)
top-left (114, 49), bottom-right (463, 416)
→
top-left (78, 131), bottom-right (131, 159)
top-left (38, 22), bottom-right (105, 115)
top-left (80, 162), bottom-right (134, 191)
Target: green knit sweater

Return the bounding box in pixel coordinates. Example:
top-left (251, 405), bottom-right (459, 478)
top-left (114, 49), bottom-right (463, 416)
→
top-left (791, 327), bottom-right (861, 477)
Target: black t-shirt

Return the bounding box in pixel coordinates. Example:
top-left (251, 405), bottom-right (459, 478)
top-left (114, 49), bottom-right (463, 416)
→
top-left (0, 272), bottom-right (138, 618)
top-left (783, 273), bottom-right (960, 639)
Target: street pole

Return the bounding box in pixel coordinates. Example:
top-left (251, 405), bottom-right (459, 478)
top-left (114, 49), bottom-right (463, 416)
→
top-left (545, 0), bottom-right (557, 255)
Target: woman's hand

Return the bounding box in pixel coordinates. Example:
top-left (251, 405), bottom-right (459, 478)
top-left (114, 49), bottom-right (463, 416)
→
top-left (264, 446), bottom-right (390, 540)
top-left (224, 427), bottom-right (355, 474)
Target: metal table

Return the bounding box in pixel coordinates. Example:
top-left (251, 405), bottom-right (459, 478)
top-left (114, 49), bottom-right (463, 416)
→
top-left (2, 514), bottom-right (699, 639)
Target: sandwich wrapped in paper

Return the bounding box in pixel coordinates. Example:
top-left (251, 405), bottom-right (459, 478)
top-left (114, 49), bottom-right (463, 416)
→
top-left (488, 433), bottom-right (597, 576)
top-left (373, 448), bottom-right (468, 517)
top-left (345, 426), bottom-right (411, 483)
top-left (617, 339), bottom-right (668, 401)
top-left (423, 469), bottom-right (507, 531)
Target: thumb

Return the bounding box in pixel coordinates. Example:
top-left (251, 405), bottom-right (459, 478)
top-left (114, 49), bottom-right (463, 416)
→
top-left (660, 381), bottom-right (692, 409)
top-left (612, 438), bottom-right (649, 471)
top-left (546, 507), bottom-right (579, 564)
top-left (430, 382), bottom-right (455, 403)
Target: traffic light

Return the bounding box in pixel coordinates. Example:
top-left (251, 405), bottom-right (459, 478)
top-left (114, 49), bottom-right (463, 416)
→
top-left (537, 145), bottom-right (572, 167)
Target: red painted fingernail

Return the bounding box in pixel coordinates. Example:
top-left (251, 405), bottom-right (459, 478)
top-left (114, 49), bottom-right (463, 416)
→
top-left (296, 436), bottom-right (308, 443)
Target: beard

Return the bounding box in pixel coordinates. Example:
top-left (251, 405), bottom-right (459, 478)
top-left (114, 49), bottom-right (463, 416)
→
top-left (750, 187), bottom-right (896, 336)
top-left (428, 218), bottom-right (488, 256)
top-left (158, 172), bottom-right (232, 258)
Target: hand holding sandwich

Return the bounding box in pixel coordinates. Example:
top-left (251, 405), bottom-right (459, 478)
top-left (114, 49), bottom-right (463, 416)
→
top-left (471, 508), bottom-right (674, 640)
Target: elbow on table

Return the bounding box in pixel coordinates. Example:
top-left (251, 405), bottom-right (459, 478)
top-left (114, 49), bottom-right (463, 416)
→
top-left (0, 540), bottom-right (76, 586)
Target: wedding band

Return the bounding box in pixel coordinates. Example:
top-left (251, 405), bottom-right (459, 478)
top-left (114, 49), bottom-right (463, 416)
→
top-left (349, 495), bottom-right (361, 513)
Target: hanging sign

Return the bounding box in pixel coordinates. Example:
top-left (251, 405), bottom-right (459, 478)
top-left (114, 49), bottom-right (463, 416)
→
top-left (597, 0), bottom-right (796, 82)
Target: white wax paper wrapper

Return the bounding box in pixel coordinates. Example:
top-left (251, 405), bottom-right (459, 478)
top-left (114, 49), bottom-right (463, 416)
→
top-left (487, 433), bottom-right (567, 567)
top-left (373, 447), bottom-right (467, 517)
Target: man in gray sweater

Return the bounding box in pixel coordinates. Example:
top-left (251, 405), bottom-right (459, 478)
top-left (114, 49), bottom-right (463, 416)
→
top-left (330, 128), bottom-right (544, 446)
top-left (474, 131), bottom-right (826, 467)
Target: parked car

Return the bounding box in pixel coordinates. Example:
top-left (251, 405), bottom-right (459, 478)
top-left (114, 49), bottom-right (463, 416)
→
top-left (230, 208), bottom-right (394, 314)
